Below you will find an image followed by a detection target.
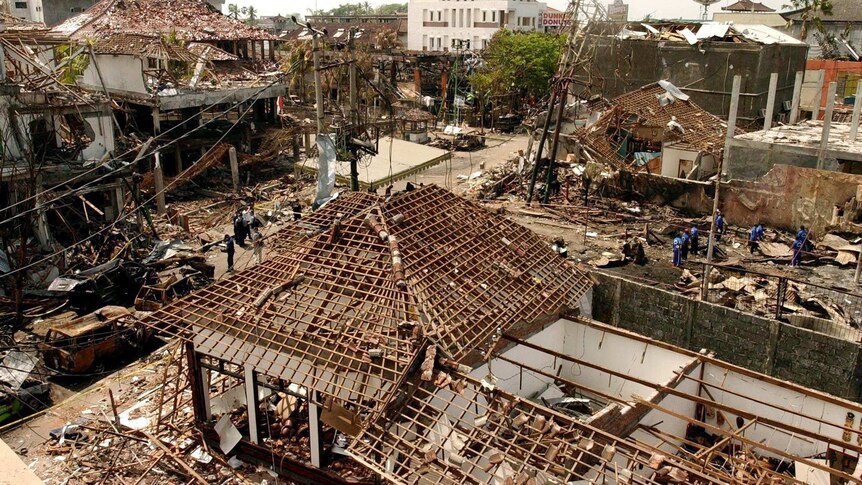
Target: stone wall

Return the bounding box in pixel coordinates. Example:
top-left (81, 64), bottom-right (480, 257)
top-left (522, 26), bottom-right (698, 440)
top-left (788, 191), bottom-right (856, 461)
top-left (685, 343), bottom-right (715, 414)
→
top-left (605, 165), bottom-right (862, 235)
top-left (592, 271), bottom-right (862, 400)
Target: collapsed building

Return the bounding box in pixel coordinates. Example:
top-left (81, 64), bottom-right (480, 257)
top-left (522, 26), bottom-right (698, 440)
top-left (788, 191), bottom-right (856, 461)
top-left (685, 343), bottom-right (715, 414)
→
top-left (49, 0), bottom-right (288, 181)
top-left (125, 185), bottom-right (862, 485)
top-left (0, 14), bottom-right (121, 256)
top-left (575, 21), bottom-right (808, 126)
top-left (573, 81), bottom-right (735, 180)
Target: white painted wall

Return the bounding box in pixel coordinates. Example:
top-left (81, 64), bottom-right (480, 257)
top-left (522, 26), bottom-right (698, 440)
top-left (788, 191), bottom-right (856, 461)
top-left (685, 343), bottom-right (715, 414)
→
top-left (407, 0), bottom-right (547, 51)
top-left (559, 319), bottom-right (694, 403)
top-left (81, 55), bottom-right (148, 95)
top-left (660, 145), bottom-right (701, 179)
top-left (699, 362), bottom-right (859, 460)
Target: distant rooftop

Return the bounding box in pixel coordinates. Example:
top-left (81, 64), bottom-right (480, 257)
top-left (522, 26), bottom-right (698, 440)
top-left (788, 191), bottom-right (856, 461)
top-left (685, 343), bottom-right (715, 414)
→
top-left (722, 0), bottom-right (776, 12)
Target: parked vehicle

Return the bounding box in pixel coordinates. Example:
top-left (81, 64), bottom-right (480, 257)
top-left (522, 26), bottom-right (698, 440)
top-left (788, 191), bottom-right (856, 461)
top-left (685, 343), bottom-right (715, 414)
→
top-left (40, 306), bottom-right (149, 374)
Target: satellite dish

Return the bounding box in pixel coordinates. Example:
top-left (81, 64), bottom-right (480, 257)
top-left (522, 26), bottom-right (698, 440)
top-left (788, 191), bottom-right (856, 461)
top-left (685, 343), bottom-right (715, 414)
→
top-left (692, 0), bottom-right (721, 20)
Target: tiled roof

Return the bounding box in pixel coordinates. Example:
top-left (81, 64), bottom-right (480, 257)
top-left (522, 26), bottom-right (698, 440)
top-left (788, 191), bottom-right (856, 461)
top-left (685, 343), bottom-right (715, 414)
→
top-left (722, 0), bottom-right (775, 12)
top-left (576, 82), bottom-right (734, 167)
top-left (51, 0), bottom-right (276, 42)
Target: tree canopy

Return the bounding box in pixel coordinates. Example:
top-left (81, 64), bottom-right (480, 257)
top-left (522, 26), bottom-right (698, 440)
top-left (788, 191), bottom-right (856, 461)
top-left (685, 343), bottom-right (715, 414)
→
top-left (469, 30), bottom-right (564, 104)
top-left (783, 0), bottom-right (833, 40)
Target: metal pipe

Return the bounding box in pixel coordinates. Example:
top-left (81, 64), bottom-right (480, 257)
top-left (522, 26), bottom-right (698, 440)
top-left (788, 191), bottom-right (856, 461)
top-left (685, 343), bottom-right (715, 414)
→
top-left (542, 82), bottom-right (569, 205)
top-left (348, 28), bottom-right (360, 191)
top-left (702, 75), bottom-right (740, 301)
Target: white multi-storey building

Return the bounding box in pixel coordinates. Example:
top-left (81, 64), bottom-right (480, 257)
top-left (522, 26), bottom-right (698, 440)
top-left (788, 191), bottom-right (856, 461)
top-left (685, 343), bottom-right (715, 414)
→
top-left (407, 0), bottom-right (547, 51)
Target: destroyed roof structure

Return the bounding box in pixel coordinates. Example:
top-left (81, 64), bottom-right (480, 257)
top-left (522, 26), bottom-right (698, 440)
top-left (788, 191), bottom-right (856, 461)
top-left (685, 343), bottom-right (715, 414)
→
top-left (575, 82), bottom-right (735, 179)
top-left (282, 19), bottom-right (405, 49)
top-left (51, 0), bottom-right (276, 42)
top-left (126, 184), bottom-right (862, 485)
top-left (90, 33), bottom-right (198, 63)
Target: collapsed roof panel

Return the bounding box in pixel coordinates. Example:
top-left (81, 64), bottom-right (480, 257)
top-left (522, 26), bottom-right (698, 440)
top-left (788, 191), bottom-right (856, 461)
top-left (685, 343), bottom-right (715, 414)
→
top-left (141, 185), bottom-right (593, 414)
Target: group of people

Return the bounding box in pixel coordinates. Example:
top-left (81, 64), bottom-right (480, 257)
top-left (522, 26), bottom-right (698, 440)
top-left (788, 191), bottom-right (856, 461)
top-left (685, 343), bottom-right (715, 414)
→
top-left (671, 211), bottom-right (813, 269)
top-left (671, 226), bottom-right (700, 267)
top-left (224, 204), bottom-right (265, 273)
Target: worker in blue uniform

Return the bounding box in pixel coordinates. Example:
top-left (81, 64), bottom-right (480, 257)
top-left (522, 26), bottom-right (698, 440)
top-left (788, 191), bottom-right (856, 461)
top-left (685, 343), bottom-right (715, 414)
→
top-left (690, 226), bottom-right (700, 256)
top-left (672, 233), bottom-right (683, 267)
top-left (715, 211), bottom-right (726, 240)
top-left (791, 238), bottom-right (803, 267)
top-left (748, 223), bottom-right (764, 254)
top-left (680, 228), bottom-right (691, 262)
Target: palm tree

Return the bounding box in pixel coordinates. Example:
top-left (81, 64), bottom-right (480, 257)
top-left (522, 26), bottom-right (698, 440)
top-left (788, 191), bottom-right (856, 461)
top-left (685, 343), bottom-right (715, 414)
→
top-left (246, 5), bottom-right (258, 25)
top-left (227, 3), bottom-right (240, 19)
top-left (784, 0), bottom-right (833, 40)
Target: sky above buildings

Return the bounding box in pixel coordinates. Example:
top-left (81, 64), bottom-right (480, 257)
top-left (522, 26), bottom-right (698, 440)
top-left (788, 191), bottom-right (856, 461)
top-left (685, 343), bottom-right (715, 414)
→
top-left (224, 0), bottom-right (788, 22)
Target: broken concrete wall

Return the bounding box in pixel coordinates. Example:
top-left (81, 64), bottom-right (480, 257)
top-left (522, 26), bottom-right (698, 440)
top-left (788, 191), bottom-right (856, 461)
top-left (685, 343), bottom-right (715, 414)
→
top-left (613, 165), bottom-right (862, 234)
top-left (591, 271), bottom-right (862, 400)
top-left (725, 138), bottom-right (841, 180)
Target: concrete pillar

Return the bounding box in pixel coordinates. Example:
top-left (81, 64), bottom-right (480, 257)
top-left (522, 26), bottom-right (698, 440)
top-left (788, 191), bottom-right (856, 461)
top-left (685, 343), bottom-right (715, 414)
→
top-left (304, 133), bottom-right (312, 151)
top-left (293, 136), bottom-right (301, 161)
top-left (851, 83), bottom-right (862, 142)
top-left (818, 81), bottom-right (837, 170)
top-left (308, 392), bottom-right (323, 468)
top-left (243, 366), bottom-right (259, 444)
top-left (229, 146), bottom-right (239, 193)
top-left (153, 152), bottom-right (166, 215)
top-left (812, 70), bottom-right (825, 120)
top-left (763, 72), bottom-right (778, 131)
top-left (789, 71), bottom-right (803, 124)
top-left (152, 107), bottom-right (161, 134)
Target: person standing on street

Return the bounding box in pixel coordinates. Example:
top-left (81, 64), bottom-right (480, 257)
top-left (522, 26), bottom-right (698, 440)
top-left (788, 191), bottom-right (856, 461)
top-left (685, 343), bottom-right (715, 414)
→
top-left (225, 235), bottom-right (235, 273)
top-left (251, 229), bottom-right (264, 265)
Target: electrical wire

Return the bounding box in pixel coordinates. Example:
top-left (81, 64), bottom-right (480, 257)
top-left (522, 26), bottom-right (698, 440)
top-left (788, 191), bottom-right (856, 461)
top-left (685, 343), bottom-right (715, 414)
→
top-left (0, 81), bottom-right (270, 281)
top-left (0, 65), bottom-right (300, 229)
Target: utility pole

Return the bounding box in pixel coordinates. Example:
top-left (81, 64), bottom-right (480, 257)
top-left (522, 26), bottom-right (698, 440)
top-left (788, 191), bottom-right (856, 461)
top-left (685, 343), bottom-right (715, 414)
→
top-left (348, 28), bottom-right (360, 191)
top-left (312, 28), bottom-right (326, 136)
top-left (702, 75), bottom-right (741, 301)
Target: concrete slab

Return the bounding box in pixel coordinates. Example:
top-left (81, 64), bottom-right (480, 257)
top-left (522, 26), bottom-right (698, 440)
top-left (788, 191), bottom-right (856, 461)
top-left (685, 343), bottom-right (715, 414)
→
top-left (302, 136), bottom-right (451, 190)
top-left (0, 438), bottom-right (43, 485)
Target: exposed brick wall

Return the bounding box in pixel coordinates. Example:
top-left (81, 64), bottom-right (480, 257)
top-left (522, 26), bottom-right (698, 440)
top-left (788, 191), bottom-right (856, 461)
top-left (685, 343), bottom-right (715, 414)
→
top-left (592, 271), bottom-right (862, 401)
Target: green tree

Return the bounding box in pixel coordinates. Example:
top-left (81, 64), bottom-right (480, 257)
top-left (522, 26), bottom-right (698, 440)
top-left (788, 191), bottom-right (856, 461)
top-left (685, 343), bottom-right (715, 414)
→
top-left (469, 30), bottom-right (564, 105)
top-left (784, 0), bottom-right (833, 40)
top-left (227, 3), bottom-right (240, 19)
top-left (375, 3), bottom-right (407, 14)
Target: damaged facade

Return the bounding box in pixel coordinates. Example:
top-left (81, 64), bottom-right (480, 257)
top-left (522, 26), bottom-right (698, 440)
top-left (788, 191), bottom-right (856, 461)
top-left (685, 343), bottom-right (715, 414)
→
top-left (574, 81), bottom-right (734, 180)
